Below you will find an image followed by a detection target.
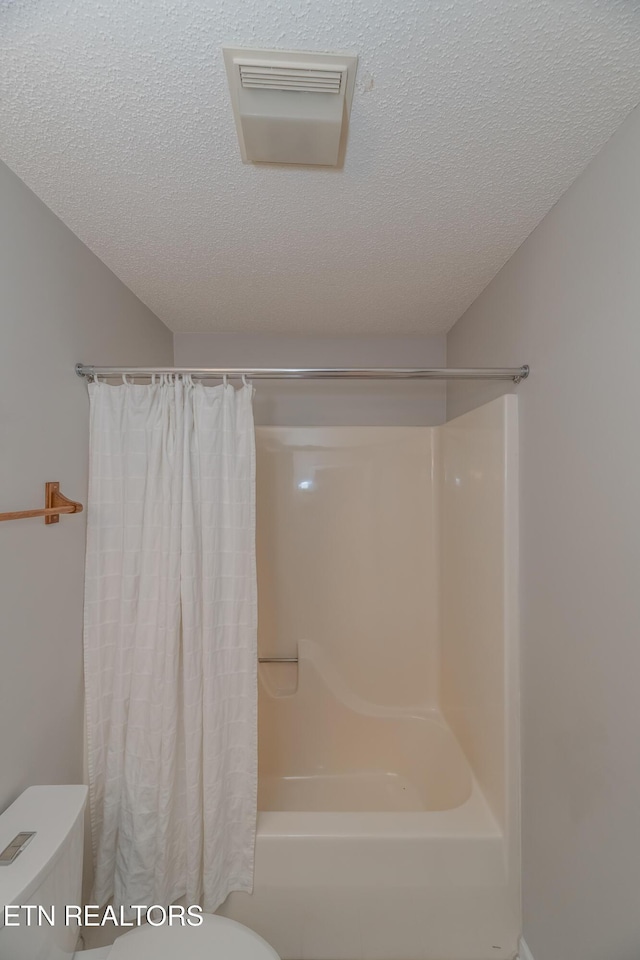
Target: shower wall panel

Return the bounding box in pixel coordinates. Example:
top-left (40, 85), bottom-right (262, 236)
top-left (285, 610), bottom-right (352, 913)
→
top-left (440, 395), bottom-right (520, 900)
top-left (256, 427), bottom-right (439, 709)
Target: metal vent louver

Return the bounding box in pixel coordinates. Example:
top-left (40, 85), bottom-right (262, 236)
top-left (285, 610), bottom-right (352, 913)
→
top-left (238, 61), bottom-right (345, 94)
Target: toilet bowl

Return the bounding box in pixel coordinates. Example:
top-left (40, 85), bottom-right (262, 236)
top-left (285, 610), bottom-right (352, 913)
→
top-left (0, 786), bottom-right (280, 960)
top-left (80, 914), bottom-right (279, 959)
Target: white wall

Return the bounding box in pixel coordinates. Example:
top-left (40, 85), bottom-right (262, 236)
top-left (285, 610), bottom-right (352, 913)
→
top-left (0, 160), bottom-right (173, 814)
top-left (447, 105), bottom-right (640, 960)
top-left (174, 332), bottom-right (446, 426)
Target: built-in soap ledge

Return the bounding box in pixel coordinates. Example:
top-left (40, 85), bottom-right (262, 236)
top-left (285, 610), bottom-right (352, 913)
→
top-left (258, 652), bottom-right (298, 697)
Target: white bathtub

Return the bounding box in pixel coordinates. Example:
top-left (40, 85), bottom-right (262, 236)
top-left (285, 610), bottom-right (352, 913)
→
top-left (219, 645), bottom-right (519, 960)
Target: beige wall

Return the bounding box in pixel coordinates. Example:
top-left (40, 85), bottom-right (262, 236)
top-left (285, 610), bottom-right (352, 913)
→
top-left (447, 105), bottom-right (640, 960)
top-left (0, 161), bottom-right (173, 814)
top-left (174, 332), bottom-right (446, 426)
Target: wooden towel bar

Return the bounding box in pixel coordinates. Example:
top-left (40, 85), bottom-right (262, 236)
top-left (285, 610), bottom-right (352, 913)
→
top-left (0, 482), bottom-right (83, 524)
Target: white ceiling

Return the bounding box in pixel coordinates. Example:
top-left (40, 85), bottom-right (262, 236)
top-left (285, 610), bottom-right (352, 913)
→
top-left (2, 0), bottom-right (640, 335)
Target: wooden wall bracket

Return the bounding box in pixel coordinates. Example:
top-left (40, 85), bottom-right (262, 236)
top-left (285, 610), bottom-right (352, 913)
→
top-left (0, 482), bottom-right (84, 524)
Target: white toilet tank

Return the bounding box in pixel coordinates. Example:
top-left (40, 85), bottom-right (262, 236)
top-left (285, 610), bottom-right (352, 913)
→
top-left (0, 785), bottom-right (88, 960)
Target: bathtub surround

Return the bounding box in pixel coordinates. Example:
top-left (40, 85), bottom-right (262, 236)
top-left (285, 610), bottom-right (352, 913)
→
top-left (84, 379), bottom-right (257, 913)
top-left (440, 396), bottom-right (520, 916)
top-left (173, 332), bottom-right (447, 426)
top-left (219, 403), bottom-right (519, 960)
top-left (258, 640), bottom-right (472, 811)
top-left (447, 104), bottom-right (640, 960)
top-left (255, 427), bottom-right (439, 709)
top-left (0, 160), bottom-right (172, 815)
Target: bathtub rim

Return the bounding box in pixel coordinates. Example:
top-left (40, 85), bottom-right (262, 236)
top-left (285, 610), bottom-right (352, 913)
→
top-left (256, 778), bottom-right (501, 839)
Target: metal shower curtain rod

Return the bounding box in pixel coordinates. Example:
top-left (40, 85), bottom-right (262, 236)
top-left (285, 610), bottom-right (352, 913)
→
top-left (76, 363), bottom-right (529, 383)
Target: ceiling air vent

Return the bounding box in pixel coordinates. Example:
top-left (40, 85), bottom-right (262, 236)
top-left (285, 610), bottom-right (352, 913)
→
top-left (223, 48), bottom-right (358, 167)
top-left (238, 63), bottom-right (345, 94)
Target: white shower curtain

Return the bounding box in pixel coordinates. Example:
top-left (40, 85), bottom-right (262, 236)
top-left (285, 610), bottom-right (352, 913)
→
top-left (83, 376), bottom-right (257, 914)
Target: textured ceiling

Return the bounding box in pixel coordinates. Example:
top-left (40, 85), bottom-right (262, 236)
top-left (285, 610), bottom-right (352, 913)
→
top-left (2, 1), bottom-right (640, 335)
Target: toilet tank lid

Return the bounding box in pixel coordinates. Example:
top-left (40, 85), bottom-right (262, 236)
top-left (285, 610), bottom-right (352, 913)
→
top-left (0, 785), bottom-right (88, 927)
top-left (109, 914), bottom-right (280, 959)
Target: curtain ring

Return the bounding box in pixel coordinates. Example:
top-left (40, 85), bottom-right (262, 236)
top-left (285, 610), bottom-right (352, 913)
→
top-left (223, 375), bottom-right (228, 388)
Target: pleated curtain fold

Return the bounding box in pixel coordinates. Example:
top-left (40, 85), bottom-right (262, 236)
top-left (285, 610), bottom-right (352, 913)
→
top-left (83, 377), bottom-right (257, 915)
